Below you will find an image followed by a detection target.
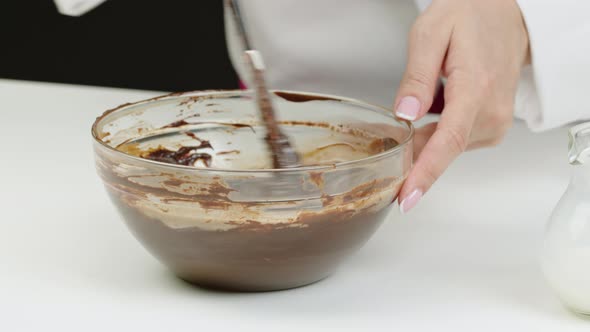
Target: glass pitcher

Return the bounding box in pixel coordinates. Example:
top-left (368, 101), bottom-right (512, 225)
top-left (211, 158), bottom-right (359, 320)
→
top-left (542, 123), bottom-right (590, 315)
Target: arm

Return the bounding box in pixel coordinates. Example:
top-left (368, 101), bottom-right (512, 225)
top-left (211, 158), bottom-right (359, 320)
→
top-left (515, 0), bottom-right (590, 131)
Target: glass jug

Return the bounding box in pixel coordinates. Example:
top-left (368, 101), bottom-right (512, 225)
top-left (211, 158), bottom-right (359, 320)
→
top-left (542, 123), bottom-right (590, 315)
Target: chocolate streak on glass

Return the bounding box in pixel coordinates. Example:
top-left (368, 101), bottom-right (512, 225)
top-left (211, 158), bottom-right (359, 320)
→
top-left (143, 144), bottom-right (213, 167)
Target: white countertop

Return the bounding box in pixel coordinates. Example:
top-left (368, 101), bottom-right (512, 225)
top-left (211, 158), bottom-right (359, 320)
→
top-left (1, 79), bottom-right (588, 331)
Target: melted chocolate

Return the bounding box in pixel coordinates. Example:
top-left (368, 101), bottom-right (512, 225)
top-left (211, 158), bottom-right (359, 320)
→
top-left (368, 137), bottom-right (398, 154)
top-left (210, 122), bottom-right (255, 132)
top-left (113, 198), bottom-right (391, 291)
top-left (143, 144), bottom-right (212, 167)
top-left (274, 91), bottom-right (339, 103)
top-left (161, 119), bottom-right (255, 133)
top-left (279, 120), bottom-right (331, 128)
top-left (184, 131), bottom-right (202, 141)
top-left (163, 120), bottom-right (190, 129)
top-left (217, 150), bottom-right (240, 155)
top-left (102, 174), bottom-right (398, 291)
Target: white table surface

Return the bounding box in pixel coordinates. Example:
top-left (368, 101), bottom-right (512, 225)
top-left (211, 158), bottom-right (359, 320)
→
top-left (1, 78), bottom-right (588, 331)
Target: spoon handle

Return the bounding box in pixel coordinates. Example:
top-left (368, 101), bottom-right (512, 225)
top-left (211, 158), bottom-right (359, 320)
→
top-left (243, 51), bottom-right (300, 168)
top-left (227, 0), bottom-right (253, 50)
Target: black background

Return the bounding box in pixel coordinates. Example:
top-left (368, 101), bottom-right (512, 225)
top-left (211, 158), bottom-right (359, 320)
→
top-left (0, 0), bottom-right (238, 91)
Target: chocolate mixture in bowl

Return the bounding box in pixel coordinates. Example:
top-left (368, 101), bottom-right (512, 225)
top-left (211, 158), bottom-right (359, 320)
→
top-left (92, 90), bottom-right (413, 291)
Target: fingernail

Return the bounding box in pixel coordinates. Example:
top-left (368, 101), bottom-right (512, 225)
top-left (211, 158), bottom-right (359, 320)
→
top-left (395, 96), bottom-right (421, 121)
top-left (399, 189), bottom-right (423, 214)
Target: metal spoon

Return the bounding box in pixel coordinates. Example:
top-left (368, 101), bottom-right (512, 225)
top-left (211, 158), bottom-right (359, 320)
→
top-left (226, 0), bottom-right (300, 168)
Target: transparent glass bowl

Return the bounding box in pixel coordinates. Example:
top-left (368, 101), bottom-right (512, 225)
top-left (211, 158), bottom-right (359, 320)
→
top-left (92, 90), bottom-right (413, 291)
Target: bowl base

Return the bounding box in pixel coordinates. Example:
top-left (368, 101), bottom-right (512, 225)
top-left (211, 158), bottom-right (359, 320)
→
top-left (175, 272), bottom-right (334, 292)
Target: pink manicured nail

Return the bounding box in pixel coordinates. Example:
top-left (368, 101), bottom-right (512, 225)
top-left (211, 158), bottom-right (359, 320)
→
top-left (399, 189), bottom-right (423, 214)
top-left (395, 96), bottom-right (421, 121)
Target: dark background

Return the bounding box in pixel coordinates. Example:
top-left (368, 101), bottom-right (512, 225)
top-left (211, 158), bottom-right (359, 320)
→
top-left (0, 0), bottom-right (238, 91)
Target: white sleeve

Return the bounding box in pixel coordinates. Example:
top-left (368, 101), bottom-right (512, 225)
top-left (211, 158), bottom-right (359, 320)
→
top-left (515, 0), bottom-right (590, 131)
top-left (53, 0), bottom-right (106, 16)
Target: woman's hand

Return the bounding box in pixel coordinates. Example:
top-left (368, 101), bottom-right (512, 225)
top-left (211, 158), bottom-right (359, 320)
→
top-left (395, 0), bottom-right (530, 213)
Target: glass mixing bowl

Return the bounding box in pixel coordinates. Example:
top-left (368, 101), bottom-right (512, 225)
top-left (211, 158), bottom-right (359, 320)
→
top-left (92, 90), bottom-right (413, 291)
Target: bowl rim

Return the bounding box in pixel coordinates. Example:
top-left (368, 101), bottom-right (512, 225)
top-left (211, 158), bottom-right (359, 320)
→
top-left (91, 89), bottom-right (414, 173)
